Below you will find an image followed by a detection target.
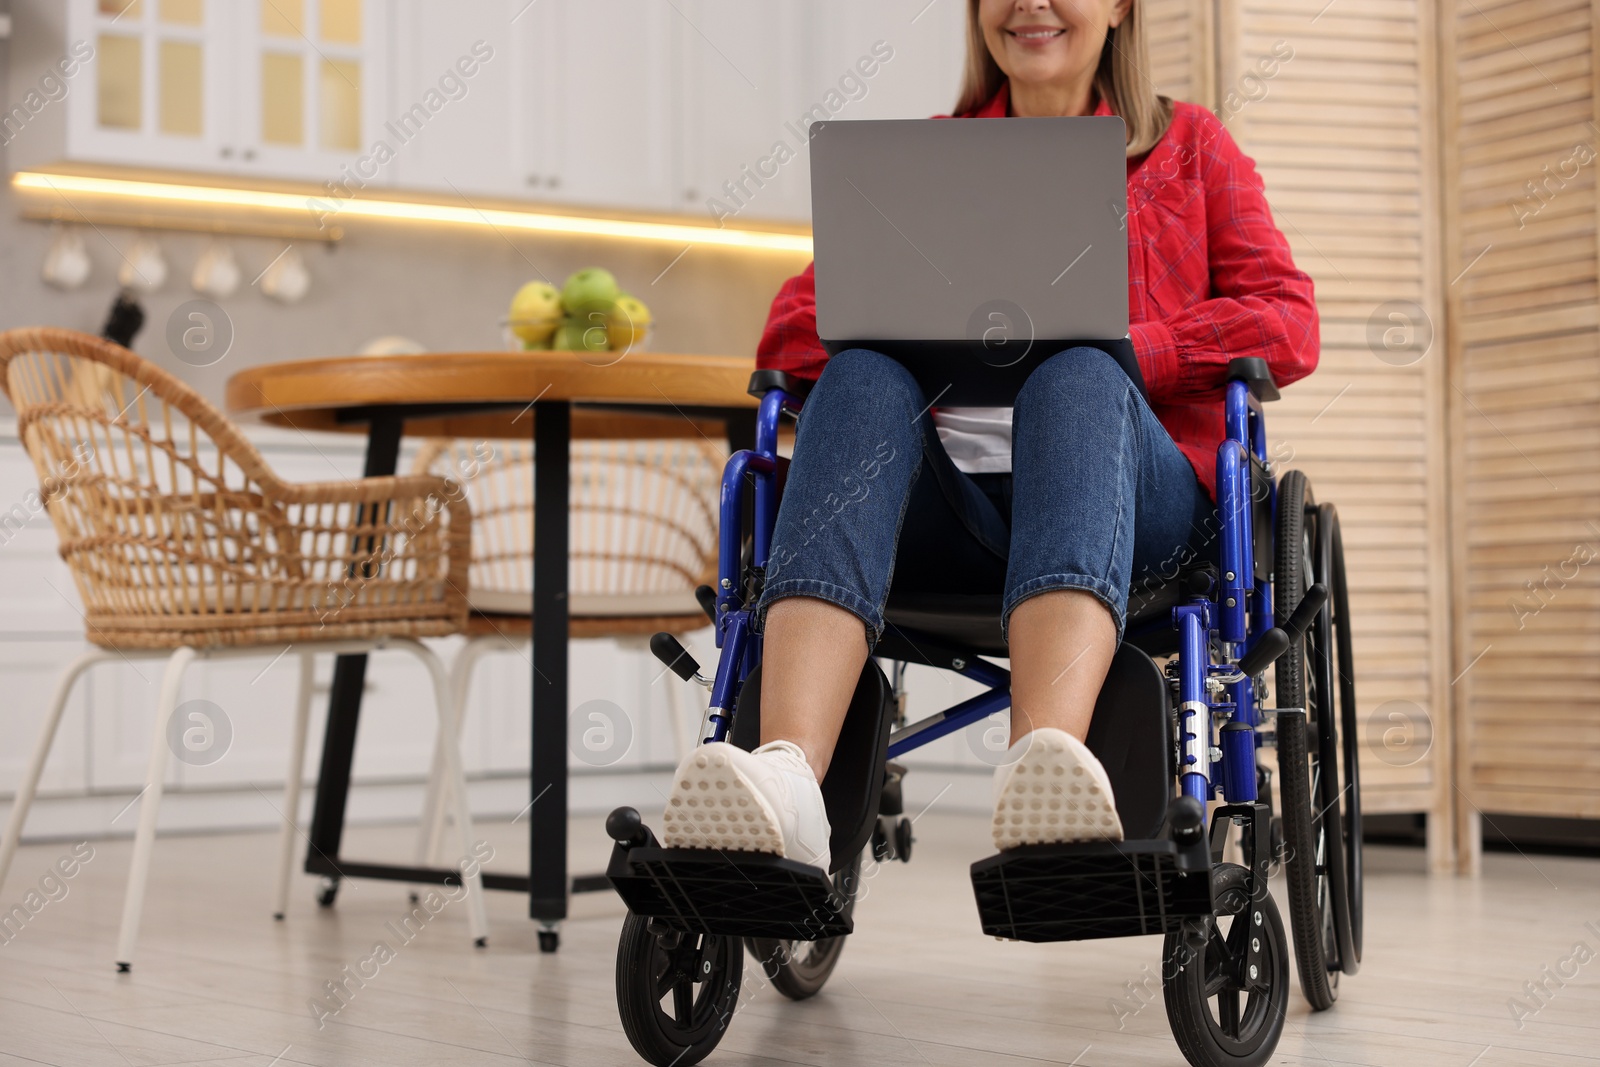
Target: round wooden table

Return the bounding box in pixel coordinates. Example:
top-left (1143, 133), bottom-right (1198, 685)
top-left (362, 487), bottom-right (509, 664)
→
top-left (226, 350), bottom-right (757, 941)
top-left (226, 349), bottom-right (757, 439)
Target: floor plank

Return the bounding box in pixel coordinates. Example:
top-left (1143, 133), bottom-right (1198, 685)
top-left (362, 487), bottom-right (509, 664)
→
top-left (0, 811), bottom-right (1595, 1066)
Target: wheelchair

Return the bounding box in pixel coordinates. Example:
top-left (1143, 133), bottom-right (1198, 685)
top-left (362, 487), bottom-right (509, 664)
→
top-left (604, 354), bottom-right (1363, 1067)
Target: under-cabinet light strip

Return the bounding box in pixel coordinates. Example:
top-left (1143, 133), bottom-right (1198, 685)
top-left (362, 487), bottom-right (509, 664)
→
top-left (12, 171), bottom-right (814, 254)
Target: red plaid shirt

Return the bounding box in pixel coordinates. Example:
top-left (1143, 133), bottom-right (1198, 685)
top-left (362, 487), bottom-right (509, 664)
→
top-left (755, 82), bottom-right (1320, 499)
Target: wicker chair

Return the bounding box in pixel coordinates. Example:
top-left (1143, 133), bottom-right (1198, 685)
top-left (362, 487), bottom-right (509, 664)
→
top-left (412, 434), bottom-right (724, 864)
top-left (0, 328), bottom-right (488, 969)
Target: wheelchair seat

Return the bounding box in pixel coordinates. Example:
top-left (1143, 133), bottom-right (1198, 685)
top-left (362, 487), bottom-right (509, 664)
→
top-left (882, 563), bottom-right (1217, 659)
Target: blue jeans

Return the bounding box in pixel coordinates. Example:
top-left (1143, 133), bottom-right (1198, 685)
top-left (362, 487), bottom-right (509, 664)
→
top-left (756, 347), bottom-right (1214, 647)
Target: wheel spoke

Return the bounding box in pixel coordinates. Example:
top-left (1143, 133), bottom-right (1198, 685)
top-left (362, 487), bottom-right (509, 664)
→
top-left (649, 947), bottom-right (675, 1004)
top-left (672, 979), bottom-right (694, 1025)
top-left (1203, 928), bottom-right (1232, 996)
top-left (1217, 988), bottom-right (1242, 1038)
top-left (654, 964), bottom-right (679, 1002)
top-left (1203, 968), bottom-right (1231, 997)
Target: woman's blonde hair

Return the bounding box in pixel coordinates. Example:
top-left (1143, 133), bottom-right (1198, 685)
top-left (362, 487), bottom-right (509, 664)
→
top-left (954, 0), bottom-right (1174, 157)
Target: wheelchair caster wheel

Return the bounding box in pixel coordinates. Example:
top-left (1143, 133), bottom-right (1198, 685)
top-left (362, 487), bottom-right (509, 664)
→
top-left (1162, 863), bottom-right (1288, 1067)
top-left (315, 876), bottom-right (340, 909)
top-left (871, 816), bottom-right (914, 863)
top-left (617, 911), bottom-right (740, 1066)
top-left (894, 816), bottom-right (914, 862)
top-left (538, 924), bottom-right (560, 953)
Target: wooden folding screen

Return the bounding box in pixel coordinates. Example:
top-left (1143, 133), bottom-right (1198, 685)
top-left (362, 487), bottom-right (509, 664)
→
top-left (1441, 0), bottom-right (1600, 872)
top-left (1154, 0), bottom-right (1457, 869)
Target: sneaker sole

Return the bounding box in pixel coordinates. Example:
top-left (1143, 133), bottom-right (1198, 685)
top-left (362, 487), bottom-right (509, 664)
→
top-left (993, 733), bottom-right (1125, 850)
top-left (662, 746), bottom-right (787, 856)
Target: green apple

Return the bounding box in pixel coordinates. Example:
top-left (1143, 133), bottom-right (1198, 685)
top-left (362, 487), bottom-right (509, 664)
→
top-left (561, 267), bottom-right (620, 316)
top-left (606, 294), bottom-right (652, 350)
top-left (553, 316), bottom-right (609, 352)
top-left (552, 320), bottom-right (585, 351)
top-left (508, 280), bottom-right (562, 344)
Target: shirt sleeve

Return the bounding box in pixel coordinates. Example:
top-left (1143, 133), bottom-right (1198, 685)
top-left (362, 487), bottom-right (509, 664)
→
top-left (754, 262), bottom-right (830, 380)
top-left (1129, 118), bottom-right (1320, 403)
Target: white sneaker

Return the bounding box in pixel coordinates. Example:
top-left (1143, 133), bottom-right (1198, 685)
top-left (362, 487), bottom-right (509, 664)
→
top-left (662, 740), bottom-right (832, 876)
top-left (992, 728), bottom-right (1124, 850)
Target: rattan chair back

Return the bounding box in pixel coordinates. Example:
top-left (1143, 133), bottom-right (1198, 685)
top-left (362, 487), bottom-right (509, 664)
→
top-left (0, 328), bottom-right (469, 649)
top-left (414, 436), bottom-right (723, 609)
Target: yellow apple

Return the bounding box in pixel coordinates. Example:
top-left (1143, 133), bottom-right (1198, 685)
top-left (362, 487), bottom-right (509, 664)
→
top-left (606, 294), bottom-right (652, 350)
top-left (508, 280), bottom-right (562, 344)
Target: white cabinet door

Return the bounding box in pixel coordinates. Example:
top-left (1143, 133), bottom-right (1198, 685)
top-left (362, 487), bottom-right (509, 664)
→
top-left (65, 0), bottom-right (390, 182)
top-left (66, 0), bottom-right (233, 171)
top-left (510, 0), bottom-right (675, 213)
top-left (811, 1), bottom-right (968, 123)
top-left (226, 0), bottom-right (390, 183)
top-left (672, 0), bottom-right (815, 224)
top-left (383, 0), bottom-right (515, 199)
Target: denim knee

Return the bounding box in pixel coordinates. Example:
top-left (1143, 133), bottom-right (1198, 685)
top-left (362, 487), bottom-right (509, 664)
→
top-left (1015, 346), bottom-right (1137, 418)
top-left (808, 348), bottom-right (924, 419)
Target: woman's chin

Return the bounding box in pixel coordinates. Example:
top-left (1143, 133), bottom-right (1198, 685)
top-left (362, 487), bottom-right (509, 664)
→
top-left (1006, 57), bottom-right (1084, 92)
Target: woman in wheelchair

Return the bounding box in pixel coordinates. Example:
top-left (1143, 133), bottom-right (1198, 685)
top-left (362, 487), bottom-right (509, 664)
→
top-left (662, 0), bottom-right (1318, 874)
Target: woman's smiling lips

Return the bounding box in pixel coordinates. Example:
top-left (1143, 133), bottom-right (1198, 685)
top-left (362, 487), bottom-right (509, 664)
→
top-left (1006, 25), bottom-right (1067, 47)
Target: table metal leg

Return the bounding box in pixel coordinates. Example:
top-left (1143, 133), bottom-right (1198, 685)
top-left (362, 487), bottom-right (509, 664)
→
top-left (305, 415), bottom-right (404, 887)
top-left (531, 400), bottom-right (571, 925)
top-left (724, 405), bottom-right (757, 456)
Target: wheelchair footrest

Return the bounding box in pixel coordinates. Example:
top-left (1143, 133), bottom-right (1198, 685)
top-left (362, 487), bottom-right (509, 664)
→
top-left (970, 836), bottom-right (1213, 943)
top-left (608, 844), bottom-right (852, 940)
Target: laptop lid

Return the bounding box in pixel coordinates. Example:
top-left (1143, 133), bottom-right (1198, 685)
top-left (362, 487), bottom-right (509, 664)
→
top-left (809, 116), bottom-right (1139, 405)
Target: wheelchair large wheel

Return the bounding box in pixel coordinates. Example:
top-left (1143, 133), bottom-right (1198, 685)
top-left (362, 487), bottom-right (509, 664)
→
top-left (616, 912), bottom-right (742, 1067)
top-left (1162, 862), bottom-right (1289, 1067)
top-left (744, 849), bottom-right (861, 1000)
top-left (1273, 471), bottom-right (1362, 1011)
top-left (1318, 502), bottom-right (1363, 967)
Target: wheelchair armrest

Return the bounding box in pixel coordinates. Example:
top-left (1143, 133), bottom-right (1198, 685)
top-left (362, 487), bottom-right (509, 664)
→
top-left (747, 369), bottom-right (814, 401)
top-left (1227, 357), bottom-right (1280, 402)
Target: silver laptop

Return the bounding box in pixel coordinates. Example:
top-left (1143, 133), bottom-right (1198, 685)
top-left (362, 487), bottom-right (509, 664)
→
top-left (809, 116), bottom-right (1141, 404)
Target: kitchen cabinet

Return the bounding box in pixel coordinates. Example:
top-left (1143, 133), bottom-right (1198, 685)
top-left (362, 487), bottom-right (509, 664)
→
top-left (230, 0), bottom-right (390, 182)
top-left (62, 0), bottom-right (231, 171)
top-left (53, 0), bottom-right (390, 183)
top-left (511, 0), bottom-right (677, 213)
top-left (383, 0), bottom-right (518, 200)
top-left (669, 1), bottom-right (816, 223)
top-left (811, 1), bottom-right (968, 123)
top-left (21, 0), bottom-right (975, 221)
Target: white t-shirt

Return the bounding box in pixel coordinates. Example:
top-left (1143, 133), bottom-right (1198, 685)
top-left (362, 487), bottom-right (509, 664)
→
top-left (932, 406), bottom-right (1013, 474)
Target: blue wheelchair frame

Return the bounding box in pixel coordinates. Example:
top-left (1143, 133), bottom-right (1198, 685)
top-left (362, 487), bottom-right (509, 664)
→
top-left (702, 377), bottom-right (1278, 836)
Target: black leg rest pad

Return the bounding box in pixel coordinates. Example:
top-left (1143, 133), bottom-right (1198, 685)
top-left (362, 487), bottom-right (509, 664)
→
top-left (608, 845), bottom-right (853, 940)
top-left (971, 835), bottom-right (1213, 943)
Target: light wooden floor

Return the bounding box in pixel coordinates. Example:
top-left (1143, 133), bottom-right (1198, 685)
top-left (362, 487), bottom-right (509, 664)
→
top-left (0, 811), bottom-right (1596, 1067)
